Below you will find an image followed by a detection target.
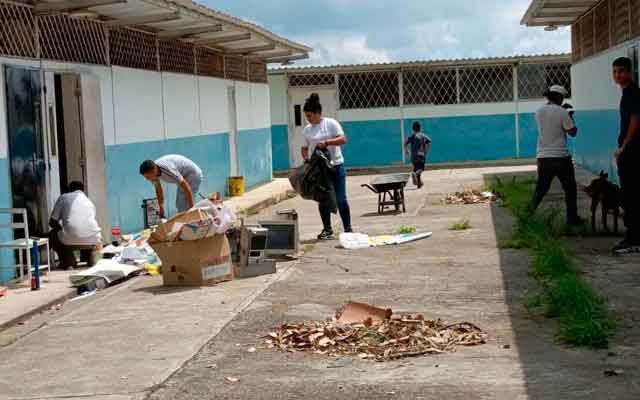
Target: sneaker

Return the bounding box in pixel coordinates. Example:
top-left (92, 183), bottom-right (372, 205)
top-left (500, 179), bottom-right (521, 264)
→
top-left (612, 239), bottom-right (640, 255)
top-left (317, 230), bottom-right (335, 240)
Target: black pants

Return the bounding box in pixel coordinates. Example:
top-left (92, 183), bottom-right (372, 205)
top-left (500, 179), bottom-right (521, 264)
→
top-left (618, 159), bottom-right (640, 243)
top-left (48, 232), bottom-right (98, 269)
top-left (531, 157), bottom-right (579, 220)
top-left (413, 160), bottom-right (425, 184)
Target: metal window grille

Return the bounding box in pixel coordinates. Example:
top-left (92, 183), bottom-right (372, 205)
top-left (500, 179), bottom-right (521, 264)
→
top-left (248, 61), bottom-right (267, 83)
top-left (519, 63), bottom-right (571, 99)
top-left (109, 27), bottom-right (158, 71)
top-left (288, 73), bottom-right (335, 87)
top-left (159, 39), bottom-right (194, 74)
top-left (630, 0), bottom-right (640, 38)
top-left (579, 11), bottom-right (595, 58)
top-left (338, 71), bottom-right (399, 109)
top-left (224, 55), bottom-right (247, 81)
top-left (38, 14), bottom-right (107, 65)
top-left (195, 47), bottom-right (223, 78)
top-left (595, 1), bottom-right (611, 53)
top-left (0, 1), bottom-right (36, 58)
top-left (571, 22), bottom-right (582, 62)
top-left (459, 65), bottom-right (513, 103)
top-left (403, 68), bottom-right (457, 105)
top-left (611, 0), bottom-right (630, 45)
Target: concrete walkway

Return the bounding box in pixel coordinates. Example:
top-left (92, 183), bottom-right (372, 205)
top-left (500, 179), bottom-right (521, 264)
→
top-left (0, 178), bottom-right (293, 334)
top-left (148, 166), bottom-right (640, 400)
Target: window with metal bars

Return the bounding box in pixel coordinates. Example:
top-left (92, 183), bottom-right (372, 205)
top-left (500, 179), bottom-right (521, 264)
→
top-left (224, 56), bottom-right (248, 81)
top-left (196, 47), bottom-right (224, 78)
top-left (159, 39), bottom-right (195, 74)
top-left (338, 71), bottom-right (399, 109)
top-left (403, 68), bottom-right (457, 105)
top-left (0, 1), bottom-right (36, 58)
top-left (459, 65), bottom-right (513, 103)
top-left (249, 61), bottom-right (267, 83)
top-left (289, 74), bottom-right (335, 87)
top-left (519, 63), bottom-right (571, 99)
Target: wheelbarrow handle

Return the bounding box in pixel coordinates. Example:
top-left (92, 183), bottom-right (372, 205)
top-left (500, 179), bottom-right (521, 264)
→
top-left (361, 184), bottom-right (378, 193)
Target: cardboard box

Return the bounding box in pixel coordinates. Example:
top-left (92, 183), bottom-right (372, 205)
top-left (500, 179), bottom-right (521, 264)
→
top-left (150, 208), bottom-right (212, 242)
top-left (233, 260), bottom-right (276, 279)
top-left (150, 234), bottom-right (233, 286)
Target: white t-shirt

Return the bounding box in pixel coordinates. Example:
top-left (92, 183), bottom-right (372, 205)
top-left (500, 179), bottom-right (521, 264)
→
top-left (535, 103), bottom-right (576, 158)
top-left (50, 191), bottom-right (102, 245)
top-left (303, 117), bottom-right (345, 165)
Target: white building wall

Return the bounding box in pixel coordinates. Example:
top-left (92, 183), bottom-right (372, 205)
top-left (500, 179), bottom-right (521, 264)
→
top-left (268, 74), bottom-right (288, 126)
top-left (199, 76), bottom-right (232, 134)
top-left (113, 67), bottom-right (165, 145)
top-left (162, 72), bottom-right (200, 139)
top-left (250, 82), bottom-right (271, 129)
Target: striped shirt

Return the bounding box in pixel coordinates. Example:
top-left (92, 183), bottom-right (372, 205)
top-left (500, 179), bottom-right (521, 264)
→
top-left (154, 155), bottom-right (202, 185)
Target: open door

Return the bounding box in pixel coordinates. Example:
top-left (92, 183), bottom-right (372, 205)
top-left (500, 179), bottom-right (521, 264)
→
top-left (79, 75), bottom-right (110, 242)
top-left (42, 71), bottom-right (61, 214)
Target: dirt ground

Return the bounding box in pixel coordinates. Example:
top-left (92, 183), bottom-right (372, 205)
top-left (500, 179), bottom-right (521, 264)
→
top-left (147, 166), bottom-right (640, 400)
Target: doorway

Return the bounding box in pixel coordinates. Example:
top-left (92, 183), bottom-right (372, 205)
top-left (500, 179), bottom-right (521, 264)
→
top-left (287, 88), bottom-right (337, 168)
top-left (5, 66), bottom-right (48, 236)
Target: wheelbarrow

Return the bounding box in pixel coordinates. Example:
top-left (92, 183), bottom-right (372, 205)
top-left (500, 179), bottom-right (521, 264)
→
top-left (361, 173), bottom-right (410, 214)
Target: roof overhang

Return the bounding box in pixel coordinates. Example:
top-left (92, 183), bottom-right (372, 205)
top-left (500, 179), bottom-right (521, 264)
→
top-left (33, 0), bottom-right (312, 64)
top-left (521, 0), bottom-right (600, 27)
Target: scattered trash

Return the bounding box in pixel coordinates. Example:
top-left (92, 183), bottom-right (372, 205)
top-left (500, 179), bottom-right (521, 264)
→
top-left (144, 263), bottom-right (161, 276)
top-left (327, 357), bottom-right (354, 368)
top-left (0, 286), bottom-right (7, 298)
top-left (206, 364), bottom-right (217, 369)
top-left (225, 376), bottom-right (240, 383)
top-left (265, 304), bottom-right (486, 361)
top-left (604, 369), bottom-right (624, 376)
top-left (69, 260), bottom-right (143, 287)
top-left (444, 190), bottom-right (500, 205)
top-left (503, 344), bottom-right (511, 349)
top-left (339, 232), bottom-right (433, 249)
top-left (338, 302), bottom-right (392, 325)
top-left (247, 347), bottom-right (257, 353)
top-left (70, 290), bottom-right (97, 302)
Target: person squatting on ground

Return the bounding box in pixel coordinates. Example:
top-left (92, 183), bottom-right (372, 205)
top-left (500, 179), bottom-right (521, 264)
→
top-left (300, 93), bottom-right (352, 240)
top-left (530, 85), bottom-right (584, 226)
top-left (404, 121), bottom-right (432, 189)
top-left (611, 57), bottom-right (640, 255)
top-left (139, 154), bottom-right (203, 217)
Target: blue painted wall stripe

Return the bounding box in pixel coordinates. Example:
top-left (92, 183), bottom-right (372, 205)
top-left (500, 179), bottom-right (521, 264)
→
top-left (271, 124), bottom-right (289, 171)
top-left (0, 158), bottom-right (14, 282)
top-left (574, 109), bottom-right (620, 183)
top-left (342, 119), bottom-right (404, 167)
top-left (237, 127), bottom-right (273, 188)
top-left (106, 133), bottom-right (231, 234)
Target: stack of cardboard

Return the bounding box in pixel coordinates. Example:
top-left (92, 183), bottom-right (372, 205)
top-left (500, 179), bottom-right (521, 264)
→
top-left (149, 209), bottom-right (233, 286)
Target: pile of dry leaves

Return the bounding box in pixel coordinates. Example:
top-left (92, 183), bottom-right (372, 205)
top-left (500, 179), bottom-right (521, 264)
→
top-left (265, 312), bottom-right (487, 361)
top-left (443, 190), bottom-right (501, 205)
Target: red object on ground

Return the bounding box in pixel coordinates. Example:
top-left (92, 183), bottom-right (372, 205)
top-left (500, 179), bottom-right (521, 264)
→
top-left (0, 287), bottom-right (7, 298)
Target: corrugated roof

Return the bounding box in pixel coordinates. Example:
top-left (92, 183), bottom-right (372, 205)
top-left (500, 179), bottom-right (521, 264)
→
top-left (269, 53), bottom-right (572, 74)
top-left (521, 0), bottom-right (599, 27)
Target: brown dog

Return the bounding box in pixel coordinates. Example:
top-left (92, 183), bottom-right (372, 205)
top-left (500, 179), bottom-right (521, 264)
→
top-left (584, 171), bottom-right (621, 233)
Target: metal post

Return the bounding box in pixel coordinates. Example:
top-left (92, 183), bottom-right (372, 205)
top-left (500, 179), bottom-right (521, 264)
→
top-left (398, 70), bottom-right (406, 164)
top-left (31, 240), bottom-right (40, 290)
top-left (513, 63), bottom-right (520, 159)
top-left (455, 66), bottom-right (461, 104)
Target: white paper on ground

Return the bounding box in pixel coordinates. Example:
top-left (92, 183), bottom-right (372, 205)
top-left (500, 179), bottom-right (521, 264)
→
top-left (69, 259), bottom-right (143, 286)
top-left (369, 232), bottom-right (433, 247)
top-left (339, 233), bottom-right (371, 249)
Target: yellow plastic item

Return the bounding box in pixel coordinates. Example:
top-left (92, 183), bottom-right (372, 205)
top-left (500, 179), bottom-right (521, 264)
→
top-left (228, 176), bottom-right (245, 197)
top-left (144, 263), bottom-right (161, 276)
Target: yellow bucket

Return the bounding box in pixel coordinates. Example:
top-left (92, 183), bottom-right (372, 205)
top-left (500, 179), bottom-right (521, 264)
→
top-left (228, 176), bottom-right (245, 197)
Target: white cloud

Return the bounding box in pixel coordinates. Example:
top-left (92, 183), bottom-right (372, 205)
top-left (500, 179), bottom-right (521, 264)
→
top-left (298, 33), bottom-right (392, 66)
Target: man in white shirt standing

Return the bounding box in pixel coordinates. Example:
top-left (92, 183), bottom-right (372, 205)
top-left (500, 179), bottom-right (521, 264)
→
top-left (49, 181), bottom-right (102, 268)
top-left (530, 85), bottom-right (584, 225)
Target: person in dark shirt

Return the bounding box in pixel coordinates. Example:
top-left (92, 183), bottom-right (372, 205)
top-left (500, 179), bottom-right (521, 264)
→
top-left (403, 121), bottom-right (432, 189)
top-left (612, 57), bottom-right (640, 254)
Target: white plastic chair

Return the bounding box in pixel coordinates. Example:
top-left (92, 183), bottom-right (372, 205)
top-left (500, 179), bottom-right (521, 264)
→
top-left (0, 208), bottom-right (51, 283)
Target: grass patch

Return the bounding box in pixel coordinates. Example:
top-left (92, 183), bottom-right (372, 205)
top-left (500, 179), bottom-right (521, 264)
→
top-left (489, 176), bottom-right (613, 348)
top-left (449, 219), bottom-right (472, 231)
top-left (397, 225), bottom-right (416, 234)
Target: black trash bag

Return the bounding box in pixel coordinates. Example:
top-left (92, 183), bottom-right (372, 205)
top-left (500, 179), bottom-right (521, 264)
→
top-left (288, 147), bottom-right (337, 214)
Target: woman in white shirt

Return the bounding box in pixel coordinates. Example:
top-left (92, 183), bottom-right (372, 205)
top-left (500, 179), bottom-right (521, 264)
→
top-left (301, 93), bottom-right (352, 240)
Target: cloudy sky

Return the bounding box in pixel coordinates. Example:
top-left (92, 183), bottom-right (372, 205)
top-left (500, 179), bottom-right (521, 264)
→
top-left (202, 0), bottom-right (571, 66)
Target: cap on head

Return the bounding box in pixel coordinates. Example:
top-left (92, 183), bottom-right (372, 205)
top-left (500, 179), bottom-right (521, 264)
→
top-left (545, 85), bottom-right (568, 97)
